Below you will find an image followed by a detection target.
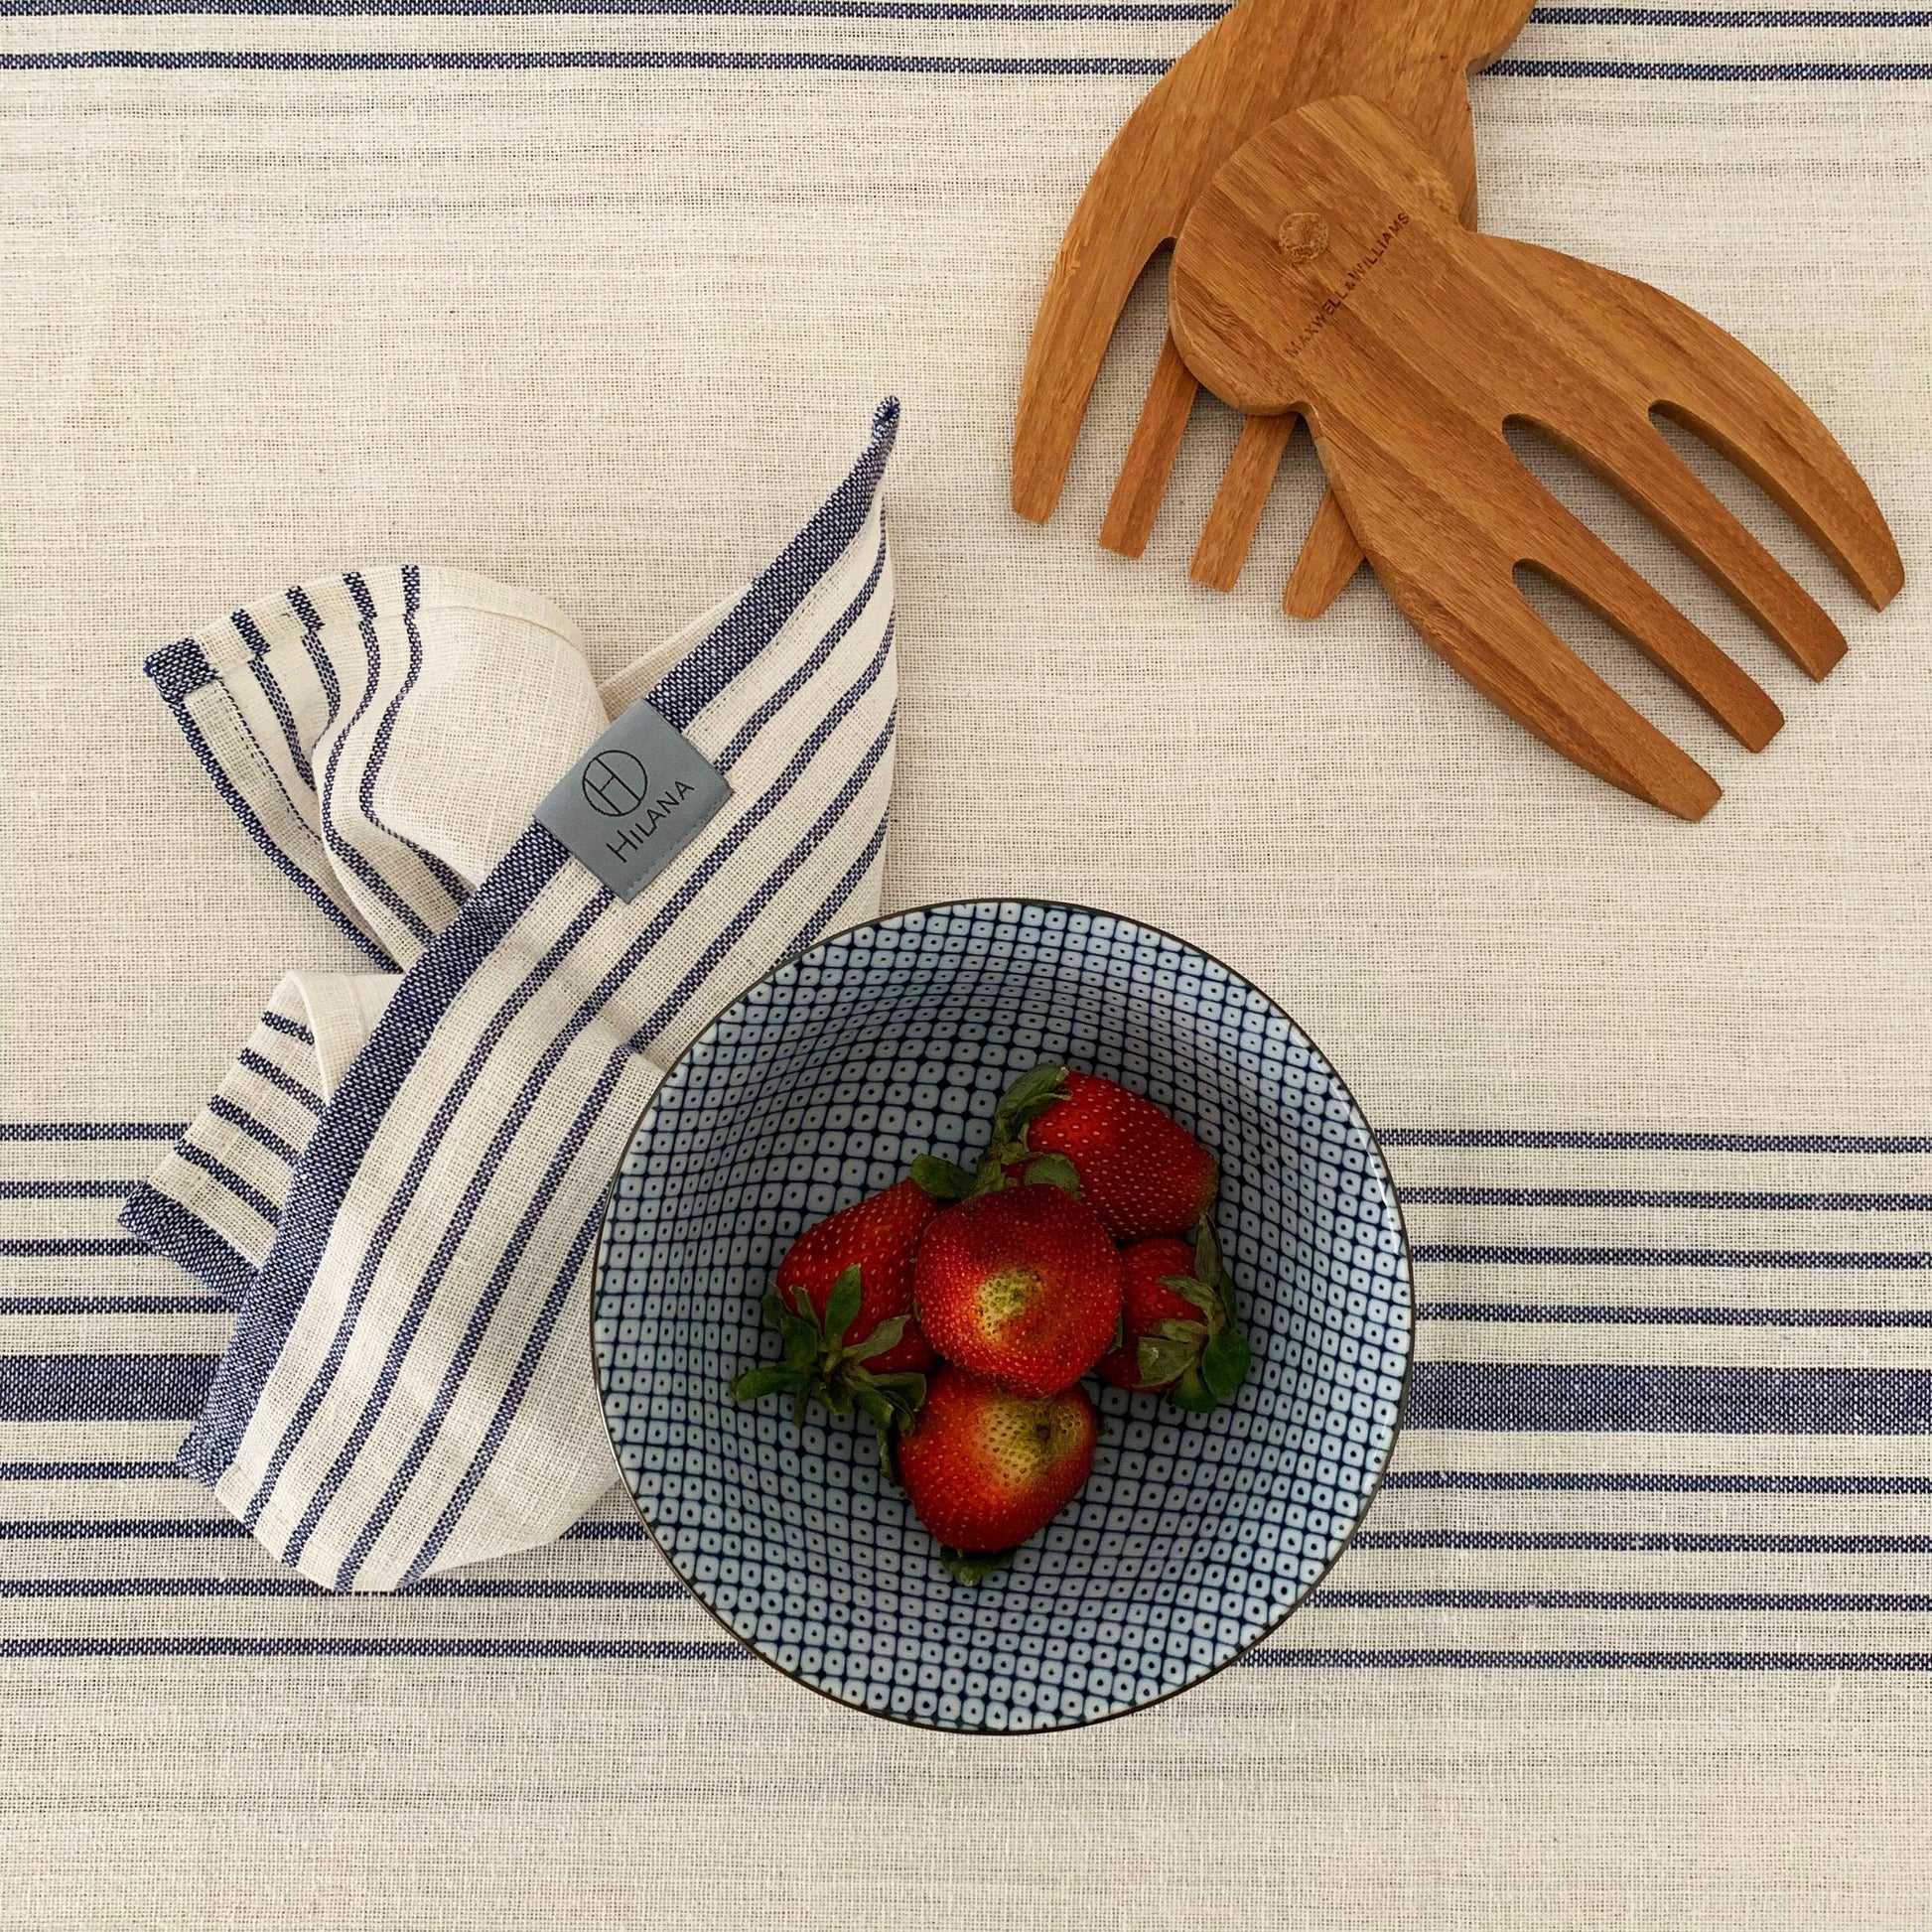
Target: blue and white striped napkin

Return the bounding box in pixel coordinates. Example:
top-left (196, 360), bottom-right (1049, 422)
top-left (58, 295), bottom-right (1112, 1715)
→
top-left (120, 401), bottom-right (899, 1588)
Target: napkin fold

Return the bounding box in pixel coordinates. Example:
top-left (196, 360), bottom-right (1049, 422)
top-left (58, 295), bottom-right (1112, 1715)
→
top-left (123, 401), bottom-right (900, 1587)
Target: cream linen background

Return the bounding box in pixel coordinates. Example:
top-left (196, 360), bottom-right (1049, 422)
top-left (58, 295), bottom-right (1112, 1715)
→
top-left (3, 9), bottom-right (1931, 1927)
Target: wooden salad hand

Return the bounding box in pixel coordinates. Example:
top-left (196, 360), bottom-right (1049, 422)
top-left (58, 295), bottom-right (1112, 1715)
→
top-left (1168, 96), bottom-right (1903, 818)
top-left (1012, 0), bottom-right (1534, 614)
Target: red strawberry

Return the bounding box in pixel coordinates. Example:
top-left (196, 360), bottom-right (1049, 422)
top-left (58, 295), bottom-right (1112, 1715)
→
top-left (1094, 1237), bottom-right (1198, 1388)
top-left (995, 1065), bottom-right (1218, 1242)
top-left (913, 1183), bottom-right (1123, 1398)
top-left (897, 1365), bottom-right (1095, 1569)
top-left (1095, 1222), bottom-right (1252, 1412)
top-left (773, 1177), bottom-right (937, 1375)
top-left (732, 1179), bottom-right (940, 1461)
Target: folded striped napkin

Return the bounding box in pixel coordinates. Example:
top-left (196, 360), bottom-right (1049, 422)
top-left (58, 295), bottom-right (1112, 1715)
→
top-left (122, 401), bottom-right (899, 1587)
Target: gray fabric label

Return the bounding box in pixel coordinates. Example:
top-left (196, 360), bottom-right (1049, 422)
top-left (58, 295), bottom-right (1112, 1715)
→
top-left (535, 700), bottom-right (733, 903)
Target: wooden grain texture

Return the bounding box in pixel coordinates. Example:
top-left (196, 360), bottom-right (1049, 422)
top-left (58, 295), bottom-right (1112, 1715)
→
top-left (1191, 412), bottom-right (1297, 588)
top-left (1100, 337), bottom-right (1200, 558)
top-left (1013, 0), bottom-right (1532, 605)
top-left (1168, 96), bottom-right (1904, 819)
top-left (1282, 487), bottom-right (1366, 615)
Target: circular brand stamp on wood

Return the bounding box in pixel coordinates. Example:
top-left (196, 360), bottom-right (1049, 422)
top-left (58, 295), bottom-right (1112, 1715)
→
top-left (1276, 212), bottom-right (1330, 263)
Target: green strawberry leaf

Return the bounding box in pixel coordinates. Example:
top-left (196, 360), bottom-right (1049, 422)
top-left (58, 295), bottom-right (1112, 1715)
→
top-left (993, 1062), bottom-right (1068, 1131)
top-left (971, 1146), bottom-right (1019, 1193)
top-left (1137, 1333), bottom-right (1200, 1388)
top-left (823, 1266), bottom-right (863, 1346)
top-left (909, 1154), bottom-right (978, 1202)
top-left (762, 1290), bottom-right (793, 1331)
top-left (1167, 1365), bottom-right (1219, 1414)
top-left (868, 1370), bottom-right (927, 1426)
top-left (844, 1313), bottom-right (908, 1363)
top-left (731, 1364), bottom-right (806, 1403)
top-left (1023, 1152), bottom-right (1083, 1196)
top-left (1201, 1322), bottom-right (1252, 1402)
top-left (779, 1315), bottom-right (821, 1369)
top-left (1163, 1274), bottom-right (1224, 1323)
top-left (1194, 1217), bottom-right (1223, 1287)
top-left (847, 1384), bottom-right (898, 1476)
top-left (1149, 1316), bottom-right (1210, 1344)
top-left (940, 1546), bottom-right (1017, 1587)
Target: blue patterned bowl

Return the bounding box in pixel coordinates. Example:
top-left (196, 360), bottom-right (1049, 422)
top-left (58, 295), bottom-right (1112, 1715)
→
top-left (592, 899), bottom-right (1412, 1730)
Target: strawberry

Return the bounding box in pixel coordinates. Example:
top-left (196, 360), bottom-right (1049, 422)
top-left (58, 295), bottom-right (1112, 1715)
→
top-left (772, 1177), bottom-right (938, 1375)
top-left (949, 1062), bottom-right (1219, 1242)
top-left (913, 1183), bottom-right (1123, 1398)
top-left (731, 1178), bottom-right (940, 1463)
top-left (1094, 1220), bottom-right (1252, 1412)
top-left (897, 1364), bottom-right (1096, 1579)
top-left (1094, 1236), bottom-right (1197, 1388)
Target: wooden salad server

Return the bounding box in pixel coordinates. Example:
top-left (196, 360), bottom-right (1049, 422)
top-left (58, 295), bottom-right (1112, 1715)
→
top-left (1012, 0), bottom-right (1535, 616)
top-left (1167, 95), bottom-right (1904, 819)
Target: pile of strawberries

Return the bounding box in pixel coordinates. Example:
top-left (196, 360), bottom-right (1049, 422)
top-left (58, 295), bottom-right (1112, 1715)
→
top-left (732, 1062), bottom-right (1250, 1583)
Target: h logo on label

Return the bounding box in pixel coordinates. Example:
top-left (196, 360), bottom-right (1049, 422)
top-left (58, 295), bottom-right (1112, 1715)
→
top-left (582, 751), bottom-right (649, 818)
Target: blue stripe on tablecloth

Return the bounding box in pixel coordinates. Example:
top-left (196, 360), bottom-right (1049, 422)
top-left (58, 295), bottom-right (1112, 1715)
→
top-left (0, 1181), bottom-right (136, 1200)
top-left (0, 1636), bottom-right (742, 1659)
top-left (1247, 1651), bottom-right (1932, 1670)
top-left (0, 1356), bottom-right (219, 1421)
top-left (0, 1575), bottom-right (689, 1597)
top-left (1404, 1188), bottom-right (1932, 1209)
top-left (0, 1639), bottom-right (1924, 1668)
top-left (1410, 1364), bottom-right (1932, 1432)
top-left (0, 1515), bottom-right (652, 1539)
top-left (17, 1517), bottom-right (1932, 1551)
top-left (1381, 1471), bottom-right (1932, 1494)
top-left (23, 1355), bottom-right (1932, 1431)
top-left (5, 1122), bottom-right (1923, 1147)
top-left (0, 1462), bottom-right (187, 1480)
top-left (4, 51), bottom-right (1928, 74)
top-left (1417, 1304), bottom-right (1932, 1324)
top-left (11, 1579), bottom-right (1932, 1612)
top-left (0, 1297), bottom-right (231, 1315)
top-left (0, 2), bottom-right (1923, 20)
top-left (1382, 1130), bottom-right (1932, 1151)
top-left (1311, 1589), bottom-right (1932, 1609)
top-left (1415, 1246), bottom-right (1932, 1268)
top-left (1355, 1530), bottom-right (1932, 1551)
top-left (3, 1464), bottom-right (1929, 1494)
top-left (11, 1118), bottom-right (1932, 1670)
top-left (0, 1240), bottom-right (149, 1259)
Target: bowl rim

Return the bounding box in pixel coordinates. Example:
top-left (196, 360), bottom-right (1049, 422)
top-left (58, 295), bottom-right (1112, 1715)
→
top-left (589, 895), bottom-right (1415, 1735)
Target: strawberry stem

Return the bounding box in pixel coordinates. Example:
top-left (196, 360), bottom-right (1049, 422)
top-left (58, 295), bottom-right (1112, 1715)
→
top-left (939, 1546), bottom-right (1016, 1587)
top-left (1148, 1216), bottom-right (1252, 1411)
top-left (731, 1264), bottom-right (927, 1470)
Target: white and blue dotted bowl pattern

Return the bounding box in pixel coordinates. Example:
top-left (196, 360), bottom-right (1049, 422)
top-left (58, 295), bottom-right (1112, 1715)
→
top-left (594, 901), bottom-right (1412, 1731)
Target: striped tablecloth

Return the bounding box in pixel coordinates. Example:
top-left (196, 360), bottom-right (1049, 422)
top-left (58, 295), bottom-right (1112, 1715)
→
top-left (4, 5), bottom-right (1929, 1925)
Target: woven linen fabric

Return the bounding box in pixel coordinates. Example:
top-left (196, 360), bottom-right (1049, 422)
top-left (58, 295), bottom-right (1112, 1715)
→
top-left (2, 4), bottom-right (1930, 1926)
top-left (118, 566), bottom-right (744, 1302)
top-left (121, 408), bottom-right (897, 1587)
